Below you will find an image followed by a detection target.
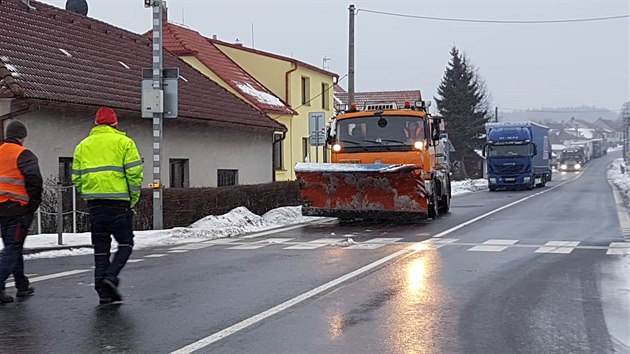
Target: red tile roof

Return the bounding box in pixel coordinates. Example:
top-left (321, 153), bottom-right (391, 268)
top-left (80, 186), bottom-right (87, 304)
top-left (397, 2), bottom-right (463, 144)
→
top-left (335, 90), bottom-right (423, 108)
top-left (208, 38), bottom-right (339, 79)
top-left (0, 0), bottom-right (286, 132)
top-left (161, 23), bottom-right (295, 115)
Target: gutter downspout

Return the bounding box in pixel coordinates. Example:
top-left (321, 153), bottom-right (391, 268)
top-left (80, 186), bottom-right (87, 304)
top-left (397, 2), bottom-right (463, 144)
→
top-left (284, 62), bottom-right (298, 179)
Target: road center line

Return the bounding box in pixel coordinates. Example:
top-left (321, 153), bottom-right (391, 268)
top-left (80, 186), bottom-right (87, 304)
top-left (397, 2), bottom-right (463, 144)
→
top-left (170, 173), bottom-right (584, 354)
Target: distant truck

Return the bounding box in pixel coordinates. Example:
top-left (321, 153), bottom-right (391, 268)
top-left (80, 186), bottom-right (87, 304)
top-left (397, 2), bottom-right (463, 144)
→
top-left (559, 148), bottom-right (584, 171)
top-left (591, 138), bottom-right (606, 158)
top-left (485, 122), bottom-right (552, 191)
top-left (569, 140), bottom-right (592, 161)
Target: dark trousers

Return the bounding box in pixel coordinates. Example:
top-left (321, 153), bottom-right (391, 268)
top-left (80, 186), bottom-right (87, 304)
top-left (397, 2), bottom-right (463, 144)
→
top-left (0, 214), bottom-right (33, 291)
top-left (89, 205), bottom-right (134, 297)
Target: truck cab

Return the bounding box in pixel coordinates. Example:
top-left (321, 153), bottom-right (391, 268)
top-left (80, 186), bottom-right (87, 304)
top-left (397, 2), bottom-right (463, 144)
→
top-left (485, 122), bottom-right (551, 191)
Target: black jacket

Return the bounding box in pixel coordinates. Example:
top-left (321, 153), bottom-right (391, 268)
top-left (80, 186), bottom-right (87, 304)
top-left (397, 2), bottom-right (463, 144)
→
top-left (0, 138), bottom-right (43, 217)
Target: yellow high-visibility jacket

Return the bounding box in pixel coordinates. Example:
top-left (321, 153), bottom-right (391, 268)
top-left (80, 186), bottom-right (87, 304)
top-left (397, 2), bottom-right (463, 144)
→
top-left (72, 125), bottom-right (143, 206)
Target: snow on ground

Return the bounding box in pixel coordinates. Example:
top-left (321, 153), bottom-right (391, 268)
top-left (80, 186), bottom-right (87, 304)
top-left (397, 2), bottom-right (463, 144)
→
top-left (607, 158), bottom-right (630, 202)
top-left (10, 206), bottom-right (320, 259)
top-left (451, 179), bottom-right (488, 196)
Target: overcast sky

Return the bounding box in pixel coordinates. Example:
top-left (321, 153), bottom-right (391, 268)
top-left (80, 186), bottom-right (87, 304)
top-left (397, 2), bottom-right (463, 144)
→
top-left (43, 0), bottom-right (629, 112)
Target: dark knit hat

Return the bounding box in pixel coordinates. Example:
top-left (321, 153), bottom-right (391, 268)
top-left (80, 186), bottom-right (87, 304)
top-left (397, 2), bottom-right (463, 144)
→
top-left (5, 120), bottom-right (27, 139)
top-left (95, 107), bottom-right (118, 128)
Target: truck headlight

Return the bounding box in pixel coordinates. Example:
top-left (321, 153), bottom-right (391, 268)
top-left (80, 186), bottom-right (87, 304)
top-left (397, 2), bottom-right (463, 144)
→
top-left (574, 164), bottom-right (581, 170)
top-left (524, 176), bottom-right (531, 182)
top-left (414, 141), bottom-right (424, 150)
top-left (489, 178), bottom-right (497, 184)
top-left (333, 144), bottom-right (342, 152)
top-left (560, 164), bottom-right (567, 170)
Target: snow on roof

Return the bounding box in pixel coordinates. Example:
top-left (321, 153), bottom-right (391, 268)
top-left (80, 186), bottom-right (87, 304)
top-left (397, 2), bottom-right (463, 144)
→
top-left (235, 82), bottom-right (287, 108)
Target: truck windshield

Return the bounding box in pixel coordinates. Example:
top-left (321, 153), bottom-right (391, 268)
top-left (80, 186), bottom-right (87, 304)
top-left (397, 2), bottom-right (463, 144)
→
top-left (336, 115), bottom-right (425, 151)
top-left (488, 144), bottom-right (531, 158)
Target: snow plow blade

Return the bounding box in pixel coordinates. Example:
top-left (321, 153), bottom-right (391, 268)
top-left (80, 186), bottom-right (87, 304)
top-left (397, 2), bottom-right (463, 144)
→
top-left (295, 163), bottom-right (429, 221)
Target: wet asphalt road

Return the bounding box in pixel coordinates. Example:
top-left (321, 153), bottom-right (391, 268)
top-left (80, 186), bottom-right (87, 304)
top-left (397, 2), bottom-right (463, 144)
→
top-left (1, 152), bottom-right (629, 354)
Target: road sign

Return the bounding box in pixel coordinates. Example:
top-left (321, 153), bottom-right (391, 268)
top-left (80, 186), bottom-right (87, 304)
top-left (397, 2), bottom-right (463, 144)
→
top-left (309, 111), bottom-right (326, 146)
top-left (142, 68), bottom-right (179, 118)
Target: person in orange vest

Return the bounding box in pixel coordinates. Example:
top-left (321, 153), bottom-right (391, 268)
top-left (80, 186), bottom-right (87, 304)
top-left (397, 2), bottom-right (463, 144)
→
top-left (0, 121), bottom-right (43, 303)
top-left (404, 120), bottom-right (424, 144)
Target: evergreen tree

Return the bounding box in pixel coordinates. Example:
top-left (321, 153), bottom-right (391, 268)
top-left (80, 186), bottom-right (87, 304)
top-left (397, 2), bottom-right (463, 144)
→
top-left (435, 46), bottom-right (491, 178)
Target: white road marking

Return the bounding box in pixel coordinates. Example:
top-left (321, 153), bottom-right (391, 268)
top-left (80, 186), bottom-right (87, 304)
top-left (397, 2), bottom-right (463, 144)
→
top-left (535, 246), bottom-right (575, 254)
top-left (170, 174), bottom-right (585, 354)
top-left (607, 242), bottom-right (630, 255)
top-left (171, 243), bottom-right (214, 250)
top-left (228, 238), bottom-right (294, 250)
top-left (169, 249), bottom-right (409, 354)
top-left (544, 241), bottom-right (580, 247)
top-left (127, 259), bottom-right (145, 263)
top-left (144, 254), bottom-right (167, 258)
top-left (345, 243), bottom-right (384, 250)
top-left (365, 238), bottom-right (403, 243)
top-left (7, 269), bottom-right (90, 288)
top-left (283, 243), bottom-right (326, 250)
top-left (202, 238), bottom-right (239, 245)
top-left (468, 245), bottom-right (508, 252)
top-left (483, 239), bottom-right (519, 245)
top-left (430, 238), bottom-right (459, 244)
top-left (168, 250), bottom-right (190, 253)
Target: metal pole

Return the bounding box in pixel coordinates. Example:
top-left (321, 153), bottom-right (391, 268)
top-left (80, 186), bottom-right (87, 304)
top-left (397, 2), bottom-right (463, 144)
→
top-left (151, 1), bottom-right (164, 230)
top-left (36, 208), bottom-right (41, 235)
top-left (72, 185), bottom-right (77, 233)
top-left (56, 184), bottom-right (63, 245)
top-left (347, 4), bottom-right (355, 105)
top-left (495, 106), bottom-right (498, 122)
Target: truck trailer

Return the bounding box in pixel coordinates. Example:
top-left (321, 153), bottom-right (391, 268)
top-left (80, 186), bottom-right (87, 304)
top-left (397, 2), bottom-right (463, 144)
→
top-left (485, 122), bottom-right (552, 191)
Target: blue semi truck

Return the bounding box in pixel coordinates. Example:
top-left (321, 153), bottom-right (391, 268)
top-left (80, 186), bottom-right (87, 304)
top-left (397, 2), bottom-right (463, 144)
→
top-left (485, 122), bottom-right (552, 191)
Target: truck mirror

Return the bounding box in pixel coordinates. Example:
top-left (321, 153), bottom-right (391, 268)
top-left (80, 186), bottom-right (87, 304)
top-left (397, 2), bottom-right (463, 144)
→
top-left (532, 143), bottom-right (538, 157)
top-left (482, 144), bottom-right (487, 157)
top-left (432, 119), bottom-right (441, 141)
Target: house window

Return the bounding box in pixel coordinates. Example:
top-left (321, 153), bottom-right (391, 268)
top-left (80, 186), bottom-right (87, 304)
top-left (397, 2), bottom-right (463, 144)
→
top-left (302, 137), bottom-right (309, 162)
top-left (301, 76), bottom-right (311, 105)
top-left (273, 133), bottom-right (284, 171)
top-left (58, 157), bottom-right (73, 186)
top-left (169, 159), bottom-right (189, 188)
top-left (321, 83), bottom-right (330, 110)
top-left (218, 169), bottom-right (239, 187)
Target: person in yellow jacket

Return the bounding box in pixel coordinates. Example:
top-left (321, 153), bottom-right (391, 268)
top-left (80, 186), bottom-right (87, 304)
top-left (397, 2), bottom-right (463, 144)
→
top-left (72, 107), bottom-right (143, 305)
top-left (0, 121), bottom-right (42, 303)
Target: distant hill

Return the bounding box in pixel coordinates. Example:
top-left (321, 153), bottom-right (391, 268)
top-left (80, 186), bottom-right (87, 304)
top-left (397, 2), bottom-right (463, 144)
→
top-left (498, 106), bottom-right (620, 124)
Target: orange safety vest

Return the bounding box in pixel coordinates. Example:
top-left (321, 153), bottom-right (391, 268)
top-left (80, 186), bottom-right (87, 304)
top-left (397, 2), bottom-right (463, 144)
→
top-left (0, 143), bottom-right (29, 206)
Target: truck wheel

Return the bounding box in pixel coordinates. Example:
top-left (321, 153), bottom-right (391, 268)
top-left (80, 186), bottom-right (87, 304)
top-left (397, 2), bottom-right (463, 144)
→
top-left (438, 188), bottom-right (450, 214)
top-left (428, 185), bottom-right (439, 219)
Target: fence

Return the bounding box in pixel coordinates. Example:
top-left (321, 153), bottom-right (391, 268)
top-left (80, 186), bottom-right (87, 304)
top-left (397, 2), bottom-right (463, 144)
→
top-left (32, 183), bottom-right (89, 245)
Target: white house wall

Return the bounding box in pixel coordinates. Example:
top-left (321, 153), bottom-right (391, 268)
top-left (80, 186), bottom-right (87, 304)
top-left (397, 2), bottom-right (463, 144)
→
top-left (7, 109), bottom-right (273, 187)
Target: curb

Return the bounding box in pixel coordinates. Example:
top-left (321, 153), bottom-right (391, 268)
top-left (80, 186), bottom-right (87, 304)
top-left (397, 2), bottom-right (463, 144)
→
top-left (24, 244), bottom-right (93, 255)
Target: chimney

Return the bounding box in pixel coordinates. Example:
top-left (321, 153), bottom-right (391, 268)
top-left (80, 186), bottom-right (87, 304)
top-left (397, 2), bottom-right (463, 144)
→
top-left (212, 35), bottom-right (217, 40)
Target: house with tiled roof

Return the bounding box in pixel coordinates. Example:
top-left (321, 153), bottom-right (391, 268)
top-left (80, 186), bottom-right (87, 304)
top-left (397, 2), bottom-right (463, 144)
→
top-left (205, 35), bottom-right (339, 180)
top-left (594, 118), bottom-right (623, 145)
top-left (334, 89), bottom-right (423, 112)
top-left (0, 0), bottom-right (286, 188)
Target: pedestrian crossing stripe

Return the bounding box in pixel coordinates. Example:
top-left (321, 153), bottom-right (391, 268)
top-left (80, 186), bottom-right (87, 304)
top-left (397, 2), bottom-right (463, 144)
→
top-left (159, 237), bottom-right (629, 255)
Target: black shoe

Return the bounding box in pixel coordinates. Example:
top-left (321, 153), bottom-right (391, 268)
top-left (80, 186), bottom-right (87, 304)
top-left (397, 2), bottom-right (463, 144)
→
top-left (16, 286), bottom-right (34, 298)
top-left (0, 290), bottom-right (14, 303)
top-left (102, 279), bottom-right (122, 302)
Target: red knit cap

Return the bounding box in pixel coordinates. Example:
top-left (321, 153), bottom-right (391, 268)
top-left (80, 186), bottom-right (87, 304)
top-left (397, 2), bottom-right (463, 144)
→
top-left (95, 107), bottom-right (118, 128)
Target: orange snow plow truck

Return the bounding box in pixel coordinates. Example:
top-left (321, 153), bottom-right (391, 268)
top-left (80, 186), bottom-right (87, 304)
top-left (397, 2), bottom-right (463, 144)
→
top-left (295, 100), bottom-right (451, 221)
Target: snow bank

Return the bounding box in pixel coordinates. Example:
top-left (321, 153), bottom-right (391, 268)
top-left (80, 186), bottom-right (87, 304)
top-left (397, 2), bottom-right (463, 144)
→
top-left (12, 206), bottom-right (321, 259)
top-left (451, 179), bottom-right (488, 196)
top-left (607, 158), bottom-right (630, 202)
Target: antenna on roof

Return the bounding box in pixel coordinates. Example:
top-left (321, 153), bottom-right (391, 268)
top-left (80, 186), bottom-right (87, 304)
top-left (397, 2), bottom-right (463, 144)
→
top-left (66, 0), bottom-right (88, 15)
top-left (251, 23), bottom-right (255, 49)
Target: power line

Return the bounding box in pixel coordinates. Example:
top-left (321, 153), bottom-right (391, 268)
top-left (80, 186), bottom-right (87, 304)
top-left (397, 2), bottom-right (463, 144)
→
top-left (358, 8), bottom-right (630, 24)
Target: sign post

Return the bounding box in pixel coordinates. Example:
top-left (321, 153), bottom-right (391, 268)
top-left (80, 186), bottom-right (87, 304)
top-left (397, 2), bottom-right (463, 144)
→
top-left (143, 0), bottom-right (178, 229)
top-left (309, 112), bottom-right (326, 162)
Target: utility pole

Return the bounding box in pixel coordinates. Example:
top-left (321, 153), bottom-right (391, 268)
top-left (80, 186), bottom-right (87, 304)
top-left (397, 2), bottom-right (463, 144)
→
top-left (146, 0), bottom-right (164, 230)
top-left (348, 4), bottom-right (355, 105)
top-left (494, 106), bottom-right (498, 122)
